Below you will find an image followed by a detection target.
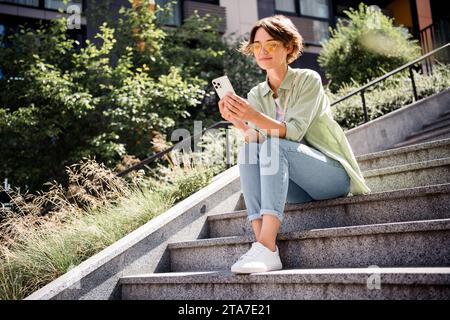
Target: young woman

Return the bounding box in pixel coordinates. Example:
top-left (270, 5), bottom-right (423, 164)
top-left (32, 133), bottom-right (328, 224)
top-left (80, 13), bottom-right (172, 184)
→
top-left (218, 15), bottom-right (371, 274)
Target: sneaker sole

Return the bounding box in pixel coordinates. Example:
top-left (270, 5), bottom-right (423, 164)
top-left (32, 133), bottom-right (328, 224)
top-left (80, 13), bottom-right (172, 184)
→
top-left (231, 264), bottom-right (283, 274)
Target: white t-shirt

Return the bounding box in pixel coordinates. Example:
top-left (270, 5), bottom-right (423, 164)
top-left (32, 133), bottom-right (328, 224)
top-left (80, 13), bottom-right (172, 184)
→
top-left (274, 97), bottom-right (285, 122)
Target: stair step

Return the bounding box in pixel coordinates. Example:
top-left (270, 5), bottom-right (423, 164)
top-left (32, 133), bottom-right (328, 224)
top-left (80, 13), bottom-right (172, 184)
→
top-left (407, 120), bottom-right (450, 140)
top-left (357, 138), bottom-right (450, 171)
top-left (207, 183), bottom-right (450, 238)
top-left (363, 157), bottom-right (450, 192)
top-left (421, 117), bottom-right (450, 133)
top-left (167, 219), bottom-right (450, 272)
top-left (415, 132), bottom-right (450, 145)
top-left (421, 112), bottom-right (450, 126)
top-left (438, 111), bottom-right (450, 121)
top-left (120, 267), bottom-right (450, 300)
top-left (393, 127), bottom-right (450, 148)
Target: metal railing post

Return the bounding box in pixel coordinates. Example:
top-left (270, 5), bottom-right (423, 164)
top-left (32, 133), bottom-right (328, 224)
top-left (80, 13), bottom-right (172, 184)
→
top-left (3, 178), bottom-right (10, 192)
top-left (360, 90), bottom-right (369, 123)
top-left (225, 127), bottom-right (231, 169)
top-left (409, 66), bottom-right (418, 102)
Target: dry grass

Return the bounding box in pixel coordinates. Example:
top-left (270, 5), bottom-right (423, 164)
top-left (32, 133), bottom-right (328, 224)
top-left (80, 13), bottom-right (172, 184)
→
top-left (0, 127), bottom-right (242, 300)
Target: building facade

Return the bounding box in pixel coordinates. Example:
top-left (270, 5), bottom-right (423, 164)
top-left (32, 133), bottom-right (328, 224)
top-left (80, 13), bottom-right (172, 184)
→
top-left (0, 0), bottom-right (448, 79)
top-left (0, 0), bottom-right (87, 44)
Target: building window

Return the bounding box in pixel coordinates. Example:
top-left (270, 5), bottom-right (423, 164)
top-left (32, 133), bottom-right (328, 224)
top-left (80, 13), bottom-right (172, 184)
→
top-left (0, 0), bottom-right (39, 6)
top-left (274, 0), bottom-right (330, 44)
top-left (0, 0), bottom-right (84, 11)
top-left (44, 0), bottom-right (82, 11)
top-left (191, 0), bottom-right (219, 4)
top-left (275, 0), bottom-right (330, 19)
top-left (155, 0), bottom-right (181, 27)
top-left (313, 19), bottom-right (329, 42)
top-left (275, 0), bottom-right (296, 13)
top-left (299, 0), bottom-right (329, 19)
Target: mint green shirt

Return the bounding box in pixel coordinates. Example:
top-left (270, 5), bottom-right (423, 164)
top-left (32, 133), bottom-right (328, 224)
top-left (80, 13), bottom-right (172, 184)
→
top-left (246, 66), bottom-right (371, 196)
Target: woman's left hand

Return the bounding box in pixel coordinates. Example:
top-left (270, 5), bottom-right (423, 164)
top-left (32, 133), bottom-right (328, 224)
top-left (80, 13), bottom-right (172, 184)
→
top-left (223, 92), bottom-right (258, 122)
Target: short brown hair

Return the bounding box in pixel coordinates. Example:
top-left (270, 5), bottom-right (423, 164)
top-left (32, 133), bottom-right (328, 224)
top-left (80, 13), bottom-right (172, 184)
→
top-left (239, 15), bottom-right (304, 64)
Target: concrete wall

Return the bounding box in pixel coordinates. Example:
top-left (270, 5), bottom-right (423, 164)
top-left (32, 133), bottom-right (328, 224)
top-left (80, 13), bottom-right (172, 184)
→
top-left (345, 88), bottom-right (450, 156)
top-left (220, 0), bottom-right (258, 41)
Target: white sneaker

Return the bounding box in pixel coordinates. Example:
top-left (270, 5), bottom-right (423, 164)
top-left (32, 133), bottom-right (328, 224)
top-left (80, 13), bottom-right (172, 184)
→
top-left (231, 242), bottom-right (282, 274)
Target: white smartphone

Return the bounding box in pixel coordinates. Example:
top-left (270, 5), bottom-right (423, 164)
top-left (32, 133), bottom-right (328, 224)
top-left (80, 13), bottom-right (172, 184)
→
top-left (212, 75), bottom-right (235, 99)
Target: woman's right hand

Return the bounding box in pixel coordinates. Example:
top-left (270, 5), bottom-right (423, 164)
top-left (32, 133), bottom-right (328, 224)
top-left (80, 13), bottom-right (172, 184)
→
top-left (218, 98), bottom-right (236, 122)
top-left (218, 99), bottom-right (246, 130)
top-left (219, 98), bottom-right (254, 136)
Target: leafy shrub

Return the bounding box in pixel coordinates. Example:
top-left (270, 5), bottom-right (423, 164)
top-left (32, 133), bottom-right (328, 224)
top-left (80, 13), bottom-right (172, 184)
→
top-left (0, 3), bottom-right (205, 191)
top-left (318, 3), bottom-right (421, 93)
top-left (328, 63), bottom-right (450, 129)
top-left (0, 1), bottom-right (264, 192)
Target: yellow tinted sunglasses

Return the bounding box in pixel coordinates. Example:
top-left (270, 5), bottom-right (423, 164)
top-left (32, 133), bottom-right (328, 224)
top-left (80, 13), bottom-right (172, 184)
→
top-left (249, 40), bottom-right (283, 55)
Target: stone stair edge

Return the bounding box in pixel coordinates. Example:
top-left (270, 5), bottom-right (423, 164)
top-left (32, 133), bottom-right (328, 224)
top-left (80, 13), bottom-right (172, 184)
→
top-left (206, 183), bottom-right (450, 221)
top-left (416, 117), bottom-right (450, 135)
top-left (405, 124), bottom-right (450, 141)
top-left (393, 128), bottom-right (450, 148)
top-left (120, 267), bottom-right (450, 285)
top-left (441, 108), bottom-right (450, 116)
top-left (362, 156), bottom-right (450, 178)
top-left (168, 218), bottom-right (450, 250)
top-left (344, 88), bottom-right (450, 135)
top-left (431, 112), bottom-right (450, 123)
top-left (356, 137), bottom-right (450, 161)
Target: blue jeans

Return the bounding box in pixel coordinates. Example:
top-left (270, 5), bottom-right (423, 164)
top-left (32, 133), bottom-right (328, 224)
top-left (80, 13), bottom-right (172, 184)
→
top-left (237, 137), bottom-right (351, 223)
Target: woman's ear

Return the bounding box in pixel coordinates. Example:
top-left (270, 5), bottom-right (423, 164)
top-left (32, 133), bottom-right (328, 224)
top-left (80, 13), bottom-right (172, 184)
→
top-left (287, 43), bottom-right (294, 55)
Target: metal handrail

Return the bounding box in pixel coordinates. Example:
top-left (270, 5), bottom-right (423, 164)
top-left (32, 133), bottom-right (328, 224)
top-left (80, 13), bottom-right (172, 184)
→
top-left (330, 42), bottom-right (450, 122)
top-left (116, 120), bottom-right (232, 177)
top-left (117, 43), bottom-right (450, 177)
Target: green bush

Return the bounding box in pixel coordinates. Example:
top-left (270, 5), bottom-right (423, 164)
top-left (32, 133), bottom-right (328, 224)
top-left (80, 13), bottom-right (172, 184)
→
top-left (0, 0), bottom-right (264, 192)
top-left (158, 10), bottom-right (227, 130)
top-left (318, 3), bottom-right (421, 93)
top-left (0, 2), bottom-right (212, 192)
top-left (328, 63), bottom-right (450, 129)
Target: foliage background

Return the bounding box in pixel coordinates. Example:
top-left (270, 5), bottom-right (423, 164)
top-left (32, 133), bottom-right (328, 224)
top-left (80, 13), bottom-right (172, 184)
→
top-left (318, 3), bottom-right (422, 92)
top-left (0, 0), bottom-right (263, 192)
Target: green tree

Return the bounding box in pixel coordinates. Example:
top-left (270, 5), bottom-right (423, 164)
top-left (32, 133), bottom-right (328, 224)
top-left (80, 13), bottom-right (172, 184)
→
top-left (318, 3), bottom-right (421, 92)
top-left (0, 3), bottom-right (204, 191)
top-left (158, 9), bottom-right (227, 130)
top-left (0, 0), bottom-right (264, 192)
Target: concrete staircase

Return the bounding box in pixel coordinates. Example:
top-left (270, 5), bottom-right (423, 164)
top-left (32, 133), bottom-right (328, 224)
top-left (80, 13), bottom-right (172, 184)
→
top-left (392, 109), bottom-right (450, 148)
top-left (120, 133), bottom-right (450, 300)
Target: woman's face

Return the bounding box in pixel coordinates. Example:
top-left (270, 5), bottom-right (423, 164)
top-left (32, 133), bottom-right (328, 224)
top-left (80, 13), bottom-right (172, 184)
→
top-left (252, 28), bottom-right (292, 70)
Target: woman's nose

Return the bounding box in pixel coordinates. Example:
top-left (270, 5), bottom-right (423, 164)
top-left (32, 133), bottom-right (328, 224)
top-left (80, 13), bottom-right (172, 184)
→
top-left (259, 48), bottom-right (271, 56)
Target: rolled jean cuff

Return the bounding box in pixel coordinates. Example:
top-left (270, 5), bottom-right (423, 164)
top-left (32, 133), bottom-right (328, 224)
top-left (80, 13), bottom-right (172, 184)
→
top-left (260, 208), bottom-right (284, 223)
top-left (247, 212), bottom-right (262, 222)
